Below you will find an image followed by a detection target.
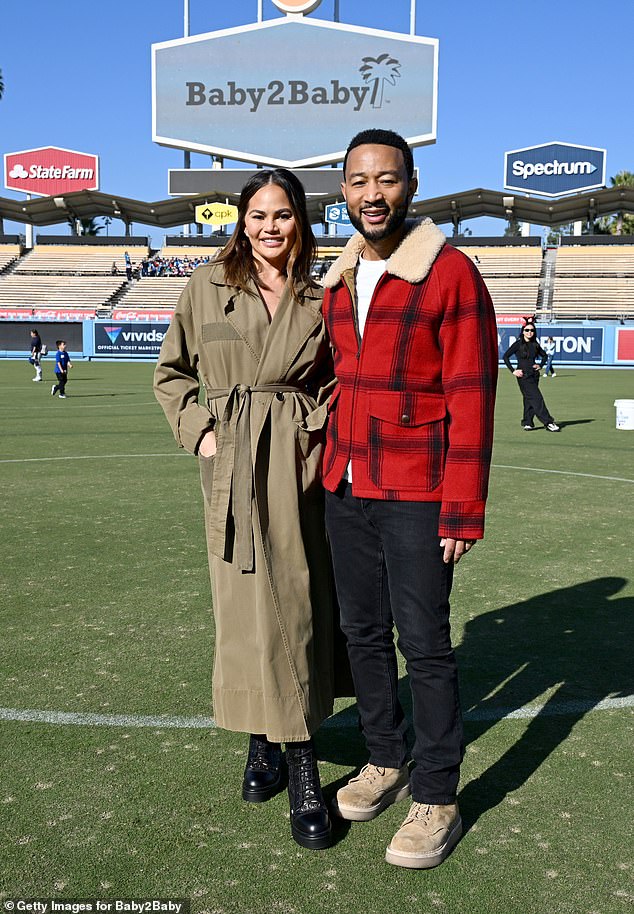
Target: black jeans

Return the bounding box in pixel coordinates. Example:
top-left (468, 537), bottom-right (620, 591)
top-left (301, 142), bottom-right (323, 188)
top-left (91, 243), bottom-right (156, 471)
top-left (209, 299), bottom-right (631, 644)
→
top-left (517, 374), bottom-right (553, 426)
top-left (325, 485), bottom-right (464, 805)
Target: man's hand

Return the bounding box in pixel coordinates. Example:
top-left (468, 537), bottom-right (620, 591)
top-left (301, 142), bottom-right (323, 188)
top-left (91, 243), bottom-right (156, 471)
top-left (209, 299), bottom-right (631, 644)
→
top-left (513, 369), bottom-right (523, 377)
top-left (440, 538), bottom-right (476, 564)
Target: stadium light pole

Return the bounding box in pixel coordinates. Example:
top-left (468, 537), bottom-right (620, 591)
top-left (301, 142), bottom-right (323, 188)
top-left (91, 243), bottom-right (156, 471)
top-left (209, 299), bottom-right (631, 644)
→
top-left (410, 0), bottom-right (416, 34)
top-left (183, 0), bottom-right (191, 238)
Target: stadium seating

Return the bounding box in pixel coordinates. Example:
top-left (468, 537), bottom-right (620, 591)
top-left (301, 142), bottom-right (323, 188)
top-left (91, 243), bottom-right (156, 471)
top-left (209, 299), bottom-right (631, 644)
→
top-left (0, 274), bottom-right (125, 309)
top-left (115, 275), bottom-right (190, 310)
top-left (456, 245), bottom-right (542, 315)
top-left (552, 244), bottom-right (634, 319)
top-left (0, 243), bottom-right (21, 274)
top-left (12, 245), bottom-right (147, 276)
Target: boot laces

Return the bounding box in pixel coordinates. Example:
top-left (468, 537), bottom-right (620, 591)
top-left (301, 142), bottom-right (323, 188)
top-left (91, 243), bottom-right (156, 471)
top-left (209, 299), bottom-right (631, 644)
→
top-left (294, 749), bottom-right (322, 812)
top-left (249, 737), bottom-right (277, 771)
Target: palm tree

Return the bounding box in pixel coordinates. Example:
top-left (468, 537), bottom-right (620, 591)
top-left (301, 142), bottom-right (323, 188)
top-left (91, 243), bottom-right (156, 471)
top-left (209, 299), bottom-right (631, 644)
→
top-left (359, 54), bottom-right (401, 109)
top-left (68, 216), bottom-right (104, 236)
top-left (610, 170), bottom-right (634, 235)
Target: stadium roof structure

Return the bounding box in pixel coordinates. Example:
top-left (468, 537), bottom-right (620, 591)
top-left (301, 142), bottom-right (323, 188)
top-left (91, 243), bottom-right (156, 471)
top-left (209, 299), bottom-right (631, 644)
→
top-left (0, 185), bottom-right (633, 231)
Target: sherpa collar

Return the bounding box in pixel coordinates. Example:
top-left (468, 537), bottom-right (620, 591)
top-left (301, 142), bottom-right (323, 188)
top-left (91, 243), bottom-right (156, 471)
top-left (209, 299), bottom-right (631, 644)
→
top-left (322, 218), bottom-right (446, 288)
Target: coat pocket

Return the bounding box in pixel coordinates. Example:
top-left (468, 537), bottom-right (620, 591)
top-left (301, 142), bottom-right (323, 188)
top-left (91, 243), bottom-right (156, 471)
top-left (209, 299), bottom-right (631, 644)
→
top-left (199, 453), bottom-right (215, 504)
top-left (201, 322), bottom-right (242, 342)
top-left (368, 391), bottom-right (447, 492)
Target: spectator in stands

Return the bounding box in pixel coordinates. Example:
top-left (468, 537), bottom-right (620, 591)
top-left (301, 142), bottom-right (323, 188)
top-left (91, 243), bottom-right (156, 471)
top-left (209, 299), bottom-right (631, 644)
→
top-left (111, 261), bottom-right (119, 276)
top-left (125, 251), bottom-right (132, 281)
top-left (503, 324), bottom-right (560, 431)
top-left (543, 336), bottom-right (556, 377)
top-left (51, 340), bottom-right (72, 399)
top-left (29, 328), bottom-right (43, 382)
top-left (154, 168), bottom-right (348, 853)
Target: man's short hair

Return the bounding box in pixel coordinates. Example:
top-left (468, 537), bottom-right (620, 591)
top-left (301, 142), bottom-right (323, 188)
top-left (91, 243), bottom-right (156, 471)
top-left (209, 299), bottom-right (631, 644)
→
top-left (343, 129), bottom-right (414, 180)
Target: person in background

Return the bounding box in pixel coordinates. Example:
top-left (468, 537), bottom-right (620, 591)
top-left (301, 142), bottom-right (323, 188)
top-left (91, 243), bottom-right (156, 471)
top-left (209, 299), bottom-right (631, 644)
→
top-left (503, 324), bottom-right (559, 431)
top-left (543, 336), bottom-right (556, 377)
top-left (51, 340), bottom-right (72, 399)
top-left (29, 328), bottom-right (43, 382)
top-left (154, 168), bottom-right (346, 852)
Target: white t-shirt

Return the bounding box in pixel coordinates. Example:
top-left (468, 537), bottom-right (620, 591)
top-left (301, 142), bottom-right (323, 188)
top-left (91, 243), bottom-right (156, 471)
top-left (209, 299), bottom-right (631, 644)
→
top-left (346, 256), bottom-right (387, 483)
top-left (356, 256), bottom-right (387, 338)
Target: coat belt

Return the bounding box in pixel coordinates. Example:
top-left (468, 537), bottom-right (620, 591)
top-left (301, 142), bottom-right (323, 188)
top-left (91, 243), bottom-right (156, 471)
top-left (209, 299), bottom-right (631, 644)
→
top-left (206, 383), bottom-right (306, 572)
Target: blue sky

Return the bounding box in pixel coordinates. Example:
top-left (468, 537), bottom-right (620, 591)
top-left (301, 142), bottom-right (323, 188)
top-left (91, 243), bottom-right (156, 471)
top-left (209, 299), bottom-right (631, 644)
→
top-left (1, 0), bottom-right (632, 246)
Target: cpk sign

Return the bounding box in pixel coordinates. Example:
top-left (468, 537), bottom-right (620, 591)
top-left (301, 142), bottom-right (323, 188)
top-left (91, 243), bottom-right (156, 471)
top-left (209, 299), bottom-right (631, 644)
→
top-left (4, 146), bottom-right (99, 197)
top-left (504, 142), bottom-right (606, 197)
top-left (152, 17), bottom-right (438, 167)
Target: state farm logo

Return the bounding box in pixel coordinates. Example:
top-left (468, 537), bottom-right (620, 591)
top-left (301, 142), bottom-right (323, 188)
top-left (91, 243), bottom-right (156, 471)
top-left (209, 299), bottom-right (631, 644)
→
top-left (186, 52), bottom-right (402, 113)
top-left (8, 161), bottom-right (95, 181)
top-left (4, 146), bottom-right (99, 196)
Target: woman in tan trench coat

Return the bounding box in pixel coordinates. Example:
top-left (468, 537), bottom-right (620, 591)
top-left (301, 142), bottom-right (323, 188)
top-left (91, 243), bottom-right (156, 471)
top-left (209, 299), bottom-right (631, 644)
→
top-left (154, 169), bottom-right (338, 850)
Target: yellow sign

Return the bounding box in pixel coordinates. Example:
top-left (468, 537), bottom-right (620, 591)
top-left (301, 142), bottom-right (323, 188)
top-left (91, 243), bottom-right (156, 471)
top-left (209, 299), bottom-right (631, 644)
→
top-left (195, 202), bottom-right (239, 226)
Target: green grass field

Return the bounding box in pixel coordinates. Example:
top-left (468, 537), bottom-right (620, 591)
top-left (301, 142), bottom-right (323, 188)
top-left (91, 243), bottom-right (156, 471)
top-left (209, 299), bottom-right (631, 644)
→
top-left (1, 359), bottom-right (633, 914)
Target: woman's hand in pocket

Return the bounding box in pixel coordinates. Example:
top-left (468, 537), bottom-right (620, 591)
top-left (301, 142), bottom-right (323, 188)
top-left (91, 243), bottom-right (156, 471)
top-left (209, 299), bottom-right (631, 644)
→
top-left (198, 429), bottom-right (217, 458)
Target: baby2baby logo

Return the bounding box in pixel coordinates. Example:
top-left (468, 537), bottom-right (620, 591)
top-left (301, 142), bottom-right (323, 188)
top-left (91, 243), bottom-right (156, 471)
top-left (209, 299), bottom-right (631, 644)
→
top-left (185, 53), bottom-right (402, 113)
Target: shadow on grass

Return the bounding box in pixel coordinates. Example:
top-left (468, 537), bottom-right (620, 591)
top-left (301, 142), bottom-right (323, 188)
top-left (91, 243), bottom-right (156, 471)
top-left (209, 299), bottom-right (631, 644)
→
top-left (321, 577), bottom-right (633, 829)
top-left (457, 576), bottom-right (633, 827)
top-left (557, 418), bottom-right (595, 428)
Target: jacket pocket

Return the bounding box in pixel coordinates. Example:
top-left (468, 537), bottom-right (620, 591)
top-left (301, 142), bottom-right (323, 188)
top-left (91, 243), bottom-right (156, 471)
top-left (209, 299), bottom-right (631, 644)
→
top-left (201, 322), bottom-right (241, 342)
top-left (367, 391), bottom-right (447, 492)
top-left (199, 454), bottom-right (215, 504)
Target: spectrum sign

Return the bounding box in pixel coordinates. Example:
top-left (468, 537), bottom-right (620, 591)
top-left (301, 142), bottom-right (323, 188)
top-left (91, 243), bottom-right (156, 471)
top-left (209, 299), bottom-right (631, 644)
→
top-left (504, 142), bottom-right (606, 197)
top-left (4, 146), bottom-right (99, 197)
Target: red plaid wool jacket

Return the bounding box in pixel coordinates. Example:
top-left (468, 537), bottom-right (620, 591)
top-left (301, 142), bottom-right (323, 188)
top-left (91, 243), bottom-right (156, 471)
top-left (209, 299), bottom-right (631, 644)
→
top-left (321, 219), bottom-right (498, 540)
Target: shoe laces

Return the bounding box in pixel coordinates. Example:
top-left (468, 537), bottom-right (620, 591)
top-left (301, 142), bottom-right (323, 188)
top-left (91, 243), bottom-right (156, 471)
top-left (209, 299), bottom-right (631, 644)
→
top-left (350, 763), bottom-right (386, 785)
top-left (402, 802), bottom-right (433, 826)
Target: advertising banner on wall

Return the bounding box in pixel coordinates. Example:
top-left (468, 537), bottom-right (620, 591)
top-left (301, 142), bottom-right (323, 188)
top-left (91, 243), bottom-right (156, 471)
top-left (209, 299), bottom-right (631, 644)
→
top-left (4, 146), bottom-right (99, 197)
top-left (616, 327), bottom-right (634, 363)
top-left (504, 142), bottom-right (606, 197)
top-left (153, 17), bottom-right (438, 167)
top-left (498, 326), bottom-right (604, 363)
top-left (94, 322), bottom-right (169, 357)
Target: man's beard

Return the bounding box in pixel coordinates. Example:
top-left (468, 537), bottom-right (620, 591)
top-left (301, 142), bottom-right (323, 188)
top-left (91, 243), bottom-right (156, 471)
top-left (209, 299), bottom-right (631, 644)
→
top-left (347, 200), bottom-right (409, 242)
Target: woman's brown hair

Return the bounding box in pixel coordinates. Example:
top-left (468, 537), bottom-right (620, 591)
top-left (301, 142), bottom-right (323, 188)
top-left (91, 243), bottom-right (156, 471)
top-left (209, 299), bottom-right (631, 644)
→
top-left (215, 168), bottom-right (316, 300)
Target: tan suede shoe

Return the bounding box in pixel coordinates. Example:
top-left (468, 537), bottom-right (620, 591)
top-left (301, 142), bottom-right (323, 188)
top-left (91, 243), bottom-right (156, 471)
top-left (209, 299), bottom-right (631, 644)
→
top-left (332, 763), bottom-right (410, 821)
top-left (385, 802), bottom-right (462, 869)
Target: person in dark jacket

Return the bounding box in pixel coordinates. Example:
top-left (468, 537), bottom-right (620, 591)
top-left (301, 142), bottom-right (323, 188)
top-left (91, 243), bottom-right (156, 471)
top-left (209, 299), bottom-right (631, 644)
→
top-left (503, 323), bottom-right (560, 431)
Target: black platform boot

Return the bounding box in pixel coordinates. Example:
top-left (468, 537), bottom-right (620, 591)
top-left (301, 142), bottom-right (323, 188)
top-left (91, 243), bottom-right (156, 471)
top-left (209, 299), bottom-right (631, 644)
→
top-left (286, 740), bottom-right (332, 850)
top-left (242, 734), bottom-right (283, 803)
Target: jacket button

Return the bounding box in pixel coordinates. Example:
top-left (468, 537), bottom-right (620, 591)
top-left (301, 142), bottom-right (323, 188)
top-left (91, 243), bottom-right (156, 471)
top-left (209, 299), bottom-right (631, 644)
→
top-left (401, 414), bottom-right (410, 424)
top-left (276, 392), bottom-right (284, 401)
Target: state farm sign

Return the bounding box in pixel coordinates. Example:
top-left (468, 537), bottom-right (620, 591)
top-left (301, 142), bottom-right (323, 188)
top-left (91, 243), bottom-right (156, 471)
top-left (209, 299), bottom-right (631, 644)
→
top-left (4, 146), bottom-right (99, 196)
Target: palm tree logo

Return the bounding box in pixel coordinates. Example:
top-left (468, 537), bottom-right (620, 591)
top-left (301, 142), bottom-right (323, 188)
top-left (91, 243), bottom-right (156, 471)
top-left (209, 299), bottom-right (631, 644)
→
top-left (359, 53), bottom-right (402, 109)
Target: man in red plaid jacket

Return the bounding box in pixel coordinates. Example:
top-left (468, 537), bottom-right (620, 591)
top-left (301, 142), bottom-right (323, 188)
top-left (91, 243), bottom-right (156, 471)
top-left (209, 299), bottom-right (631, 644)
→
top-left (323, 129), bottom-right (498, 870)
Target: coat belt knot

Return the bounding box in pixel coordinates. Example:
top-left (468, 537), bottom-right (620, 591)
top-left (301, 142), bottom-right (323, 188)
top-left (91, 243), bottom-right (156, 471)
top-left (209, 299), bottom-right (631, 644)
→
top-left (207, 382), bottom-right (305, 572)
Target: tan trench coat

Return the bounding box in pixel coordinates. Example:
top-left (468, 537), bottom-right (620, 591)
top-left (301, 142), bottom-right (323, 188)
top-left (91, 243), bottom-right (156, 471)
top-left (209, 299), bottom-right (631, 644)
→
top-left (154, 263), bottom-right (341, 742)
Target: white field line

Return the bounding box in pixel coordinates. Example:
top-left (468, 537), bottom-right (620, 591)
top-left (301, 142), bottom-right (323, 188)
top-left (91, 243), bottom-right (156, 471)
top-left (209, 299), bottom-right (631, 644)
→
top-left (0, 453), bottom-right (632, 483)
top-left (492, 464), bottom-right (634, 484)
top-left (0, 453), bottom-right (186, 464)
top-left (0, 695), bottom-right (632, 731)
